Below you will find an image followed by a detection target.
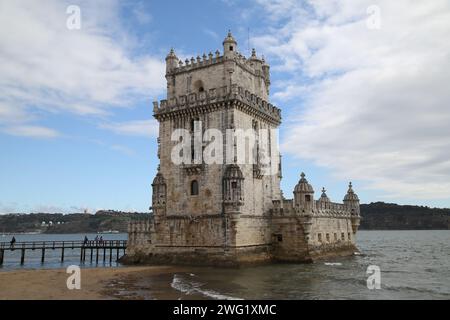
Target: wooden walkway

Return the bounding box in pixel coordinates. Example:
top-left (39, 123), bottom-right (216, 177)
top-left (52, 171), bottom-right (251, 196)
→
top-left (0, 240), bottom-right (127, 265)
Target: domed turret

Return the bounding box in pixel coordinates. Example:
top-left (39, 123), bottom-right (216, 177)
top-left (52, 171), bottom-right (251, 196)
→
top-left (223, 30), bottom-right (237, 58)
top-left (343, 182), bottom-right (361, 233)
top-left (152, 166), bottom-right (166, 212)
top-left (293, 172), bottom-right (315, 212)
top-left (344, 182), bottom-right (359, 202)
top-left (294, 172), bottom-right (314, 193)
top-left (319, 187), bottom-right (330, 202)
top-left (165, 48), bottom-right (178, 74)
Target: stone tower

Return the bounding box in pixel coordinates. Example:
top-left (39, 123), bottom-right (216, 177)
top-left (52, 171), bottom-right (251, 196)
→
top-left (125, 32), bottom-right (360, 266)
top-left (153, 31), bottom-right (281, 221)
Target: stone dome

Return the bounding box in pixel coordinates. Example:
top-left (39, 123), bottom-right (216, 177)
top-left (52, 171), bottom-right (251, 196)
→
top-left (319, 187), bottom-right (330, 202)
top-left (224, 164), bottom-right (244, 180)
top-left (344, 182), bottom-right (359, 201)
top-left (166, 48), bottom-right (177, 60)
top-left (294, 172), bottom-right (314, 193)
top-left (152, 166), bottom-right (166, 185)
top-left (223, 30), bottom-right (237, 45)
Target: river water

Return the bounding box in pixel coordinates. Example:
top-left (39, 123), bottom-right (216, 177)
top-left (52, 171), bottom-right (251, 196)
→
top-left (1, 231), bottom-right (449, 299)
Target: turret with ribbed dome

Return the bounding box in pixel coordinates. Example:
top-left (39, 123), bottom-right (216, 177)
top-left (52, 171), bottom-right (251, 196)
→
top-left (344, 182), bottom-right (359, 202)
top-left (151, 165), bottom-right (166, 213)
top-left (165, 48), bottom-right (178, 73)
top-left (319, 187), bottom-right (330, 202)
top-left (343, 182), bottom-right (361, 233)
top-left (293, 172), bottom-right (315, 211)
top-left (223, 30), bottom-right (237, 58)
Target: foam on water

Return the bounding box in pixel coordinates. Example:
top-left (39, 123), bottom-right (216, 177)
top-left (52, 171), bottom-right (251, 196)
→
top-left (171, 274), bottom-right (243, 300)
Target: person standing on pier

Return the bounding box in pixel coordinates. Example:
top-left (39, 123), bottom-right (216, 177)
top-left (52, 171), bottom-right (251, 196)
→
top-left (10, 236), bottom-right (16, 248)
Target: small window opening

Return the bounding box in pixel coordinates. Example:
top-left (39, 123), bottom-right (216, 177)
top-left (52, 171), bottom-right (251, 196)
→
top-left (276, 234), bottom-right (283, 242)
top-left (229, 46), bottom-right (234, 51)
top-left (305, 195), bottom-right (311, 202)
top-left (231, 181), bottom-right (237, 189)
top-left (191, 180), bottom-right (199, 196)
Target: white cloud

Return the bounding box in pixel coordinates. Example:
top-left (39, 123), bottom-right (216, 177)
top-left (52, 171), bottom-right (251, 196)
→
top-left (110, 144), bottom-right (136, 156)
top-left (100, 119), bottom-right (159, 137)
top-left (3, 125), bottom-right (60, 138)
top-left (253, 0), bottom-right (450, 201)
top-left (132, 2), bottom-right (153, 25)
top-left (0, 0), bottom-right (165, 135)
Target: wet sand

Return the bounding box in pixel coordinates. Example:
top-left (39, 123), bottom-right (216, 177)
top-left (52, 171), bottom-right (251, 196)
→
top-left (0, 266), bottom-right (184, 300)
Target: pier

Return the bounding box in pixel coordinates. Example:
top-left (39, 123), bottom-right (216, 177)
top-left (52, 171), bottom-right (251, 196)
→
top-left (0, 240), bottom-right (127, 266)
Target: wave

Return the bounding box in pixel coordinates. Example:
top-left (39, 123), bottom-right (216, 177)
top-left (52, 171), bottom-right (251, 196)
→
top-left (324, 262), bottom-right (342, 266)
top-left (382, 283), bottom-right (450, 297)
top-left (170, 274), bottom-right (243, 300)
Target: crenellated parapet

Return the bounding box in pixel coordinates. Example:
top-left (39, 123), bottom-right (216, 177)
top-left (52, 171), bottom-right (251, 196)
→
top-left (313, 201), bottom-right (352, 217)
top-left (271, 172), bottom-right (361, 220)
top-left (128, 219), bottom-right (153, 247)
top-left (168, 51), bottom-right (223, 74)
top-left (271, 199), bottom-right (353, 218)
top-left (166, 49), bottom-right (269, 85)
top-left (153, 84), bottom-right (281, 124)
top-left (128, 219), bottom-right (152, 233)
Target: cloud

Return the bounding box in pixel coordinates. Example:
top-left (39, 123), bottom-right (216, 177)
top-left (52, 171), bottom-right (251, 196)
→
top-left (0, 0), bottom-right (165, 136)
top-left (203, 29), bottom-right (219, 40)
top-left (100, 119), bottom-right (159, 137)
top-left (3, 125), bottom-right (60, 138)
top-left (110, 144), bottom-right (136, 156)
top-left (0, 202), bottom-right (21, 214)
top-left (132, 2), bottom-right (153, 25)
top-left (253, 0), bottom-right (450, 201)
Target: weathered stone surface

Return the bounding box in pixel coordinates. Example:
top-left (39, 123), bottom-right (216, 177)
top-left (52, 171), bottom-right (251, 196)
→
top-left (125, 32), bottom-right (361, 266)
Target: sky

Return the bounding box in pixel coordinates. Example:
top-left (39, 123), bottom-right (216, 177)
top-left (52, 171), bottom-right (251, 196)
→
top-left (1, 0), bottom-right (450, 214)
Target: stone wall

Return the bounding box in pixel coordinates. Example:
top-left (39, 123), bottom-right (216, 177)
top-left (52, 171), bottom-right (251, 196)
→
top-left (166, 50), bottom-right (270, 101)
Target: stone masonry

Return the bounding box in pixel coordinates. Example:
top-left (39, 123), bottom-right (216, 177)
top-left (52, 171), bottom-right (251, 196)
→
top-left (123, 32), bottom-right (361, 266)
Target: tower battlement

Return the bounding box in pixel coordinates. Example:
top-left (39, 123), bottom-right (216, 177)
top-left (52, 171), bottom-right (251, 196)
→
top-left (164, 31), bottom-right (271, 102)
top-left (153, 84), bottom-right (281, 124)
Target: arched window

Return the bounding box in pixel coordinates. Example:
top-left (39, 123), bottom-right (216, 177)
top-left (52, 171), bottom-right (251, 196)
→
top-left (191, 180), bottom-right (199, 196)
top-left (193, 80), bottom-right (205, 93)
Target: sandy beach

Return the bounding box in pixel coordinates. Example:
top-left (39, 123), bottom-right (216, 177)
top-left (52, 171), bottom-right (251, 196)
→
top-left (0, 266), bottom-right (183, 300)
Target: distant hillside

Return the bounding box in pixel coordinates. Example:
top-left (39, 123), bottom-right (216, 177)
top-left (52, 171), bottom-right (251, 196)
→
top-left (360, 202), bottom-right (450, 230)
top-left (0, 211), bottom-right (150, 234)
top-left (1, 203), bottom-right (449, 233)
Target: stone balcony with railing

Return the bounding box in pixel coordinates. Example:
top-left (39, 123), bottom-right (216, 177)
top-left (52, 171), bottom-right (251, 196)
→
top-left (153, 84), bottom-right (281, 123)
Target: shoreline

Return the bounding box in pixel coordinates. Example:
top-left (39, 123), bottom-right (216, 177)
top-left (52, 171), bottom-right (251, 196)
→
top-left (0, 266), bottom-right (184, 300)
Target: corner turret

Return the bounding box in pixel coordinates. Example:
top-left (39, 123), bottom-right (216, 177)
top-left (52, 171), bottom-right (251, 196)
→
top-left (223, 30), bottom-right (237, 59)
top-left (343, 182), bottom-right (361, 233)
top-left (165, 48), bottom-right (178, 74)
top-left (151, 166), bottom-right (166, 217)
top-left (293, 172), bottom-right (315, 212)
